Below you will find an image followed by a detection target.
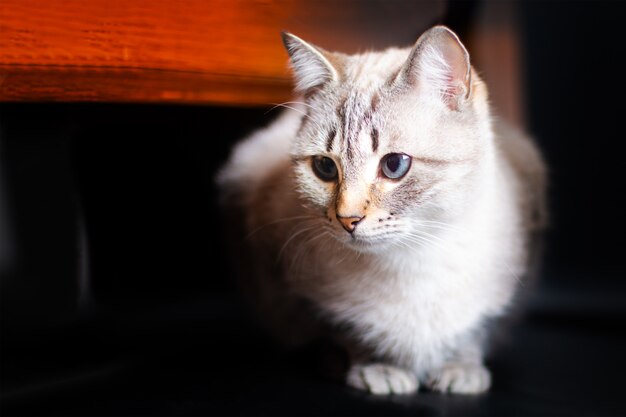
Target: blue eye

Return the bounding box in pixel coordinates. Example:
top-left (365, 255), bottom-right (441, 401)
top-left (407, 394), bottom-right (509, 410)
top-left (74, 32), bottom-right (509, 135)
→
top-left (381, 153), bottom-right (411, 179)
top-left (312, 156), bottom-right (338, 181)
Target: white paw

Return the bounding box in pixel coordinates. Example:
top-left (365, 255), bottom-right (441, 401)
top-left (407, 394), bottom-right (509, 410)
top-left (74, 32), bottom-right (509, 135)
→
top-left (346, 363), bottom-right (418, 395)
top-left (426, 363), bottom-right (491, 394)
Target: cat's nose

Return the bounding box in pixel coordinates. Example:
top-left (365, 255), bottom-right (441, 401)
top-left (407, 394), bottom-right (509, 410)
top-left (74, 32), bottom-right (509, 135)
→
top-left (337, 215), bottom-right (364, 233)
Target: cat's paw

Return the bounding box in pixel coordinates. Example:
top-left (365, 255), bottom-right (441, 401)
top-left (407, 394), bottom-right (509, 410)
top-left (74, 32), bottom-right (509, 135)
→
top-left (346, 363), bottom-right (418, 395)
top-left (426, 363), bottom-right (491, 394)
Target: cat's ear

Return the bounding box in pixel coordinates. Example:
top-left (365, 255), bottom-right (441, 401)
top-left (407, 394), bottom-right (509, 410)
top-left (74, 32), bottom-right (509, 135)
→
top-left (281, 32), bottom-right (339, 94)
top-left (398, 26), bottom-right (471, 111)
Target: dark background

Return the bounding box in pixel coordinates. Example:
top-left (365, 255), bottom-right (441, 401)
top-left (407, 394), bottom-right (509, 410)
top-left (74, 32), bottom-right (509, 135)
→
top-left (1, 1), bottom-right (625, 415)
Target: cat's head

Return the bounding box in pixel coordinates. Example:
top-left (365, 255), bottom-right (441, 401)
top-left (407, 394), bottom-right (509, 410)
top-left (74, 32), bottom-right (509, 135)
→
top-left (283, 26), bottom-right (493, 253)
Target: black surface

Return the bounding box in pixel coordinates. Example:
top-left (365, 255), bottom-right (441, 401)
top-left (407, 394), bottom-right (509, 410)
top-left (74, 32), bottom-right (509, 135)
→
top-left (2, 292), bottom-right (626, 416)
top-left (2, 1), bottom-right (626, 415)
top-left (520, 1), bottom-right (626, 280)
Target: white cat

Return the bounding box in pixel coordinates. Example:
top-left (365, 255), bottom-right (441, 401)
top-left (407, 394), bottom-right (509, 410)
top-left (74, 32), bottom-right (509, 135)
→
top-left (217, 26), bottom-right (546, 395)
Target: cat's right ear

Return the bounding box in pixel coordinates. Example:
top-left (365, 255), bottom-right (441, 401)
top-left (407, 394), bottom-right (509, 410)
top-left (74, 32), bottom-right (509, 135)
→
top-left (397, 26), bottom-right (472, 111)
top-left (281, 32), bottom-right (339, 94)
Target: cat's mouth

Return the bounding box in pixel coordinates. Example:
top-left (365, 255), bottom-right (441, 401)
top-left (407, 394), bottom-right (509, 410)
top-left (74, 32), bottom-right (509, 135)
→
top-left (338, 230), bottom-right (397, 252)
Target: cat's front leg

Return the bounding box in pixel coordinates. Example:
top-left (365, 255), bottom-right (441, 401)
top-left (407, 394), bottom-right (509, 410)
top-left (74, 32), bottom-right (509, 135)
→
top-left (425, 362), bottom-right (491, 394)
top-left (346, 363), bottom-right (419, 395)
top-left (425, 339), bottom-right (491, 394)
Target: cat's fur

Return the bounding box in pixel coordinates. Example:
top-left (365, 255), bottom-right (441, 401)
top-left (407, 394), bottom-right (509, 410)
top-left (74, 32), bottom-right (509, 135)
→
top-left (217, 26), bottom-right (546, 395)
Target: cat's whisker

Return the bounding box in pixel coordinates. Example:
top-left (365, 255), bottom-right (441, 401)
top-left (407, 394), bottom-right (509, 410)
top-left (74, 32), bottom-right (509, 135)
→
top-left (272, 100), bottom-right (315, 110)
top-left (289, 231), bottom-right (332, 276)
top-left (391, 238), bottom-right (414, 253)
top-left (416, 219), bottom-right (465, 228)
top-left (414, 220), bottom-right (467, 235)
top-left (244, 215), bottom-right (318, 240)
top-left (291, 229), bottom-right (327, 262)
top-left (334, 253), bottom-right (349, 266)
top-left (403, 231), bottom-right (437, 246)
top-left (412, 228), bottom-right (448, 244)
top-left (416, 221), bottom-right (506, 250)
top-left (266, 102), bottom-right (307, 116)
top-left (277, 223), bottom-right (321, 263)
top-left (266, 103), bottom-right (326, 132)
top-left (403, 233), bottom-right (448, 253)
top-left (395, 236), bottom-right (421, 253)
top-left (399, 236), bottom-right (435, 252)
top-left (417, 220), bottom-right (502, 252)
top-left (415, 221), bottom-right (493, 245)
top-left (413, 223), bottom-right (459, 234)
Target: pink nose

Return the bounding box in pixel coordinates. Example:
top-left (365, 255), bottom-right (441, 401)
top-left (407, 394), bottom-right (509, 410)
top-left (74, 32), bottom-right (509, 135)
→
top-left (337, 215), bottom-right (364, 233)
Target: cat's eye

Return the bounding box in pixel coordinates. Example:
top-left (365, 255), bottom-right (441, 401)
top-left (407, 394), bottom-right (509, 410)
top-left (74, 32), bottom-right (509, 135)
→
top-left (381, 153), bottom-right (412, 179)
top-left (312, 156), bottom-right (338, 181)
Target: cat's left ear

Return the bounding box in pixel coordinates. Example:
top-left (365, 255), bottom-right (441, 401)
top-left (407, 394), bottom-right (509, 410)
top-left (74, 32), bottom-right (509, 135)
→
top-left (281, 32), bottom-right (340, 94)
top-left (398, 26), bottom-right (472, 111)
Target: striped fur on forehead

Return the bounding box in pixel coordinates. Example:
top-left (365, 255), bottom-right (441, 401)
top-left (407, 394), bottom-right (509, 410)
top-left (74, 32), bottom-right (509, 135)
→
top-left (335, 90), bottom-right (382, 161)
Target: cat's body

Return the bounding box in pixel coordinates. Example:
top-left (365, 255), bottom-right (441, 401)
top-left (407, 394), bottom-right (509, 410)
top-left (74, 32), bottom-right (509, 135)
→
top-left (218, 27), bottom-right (546, 395)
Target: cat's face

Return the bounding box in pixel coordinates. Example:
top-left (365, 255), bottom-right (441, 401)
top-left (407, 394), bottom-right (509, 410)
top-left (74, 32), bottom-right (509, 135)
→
top-left (284, 27), bottom-right (491, 252)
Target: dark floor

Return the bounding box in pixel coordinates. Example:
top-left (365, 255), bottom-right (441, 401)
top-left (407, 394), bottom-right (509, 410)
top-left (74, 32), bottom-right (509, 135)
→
top-left (2, 285), bottom-right (626, 416)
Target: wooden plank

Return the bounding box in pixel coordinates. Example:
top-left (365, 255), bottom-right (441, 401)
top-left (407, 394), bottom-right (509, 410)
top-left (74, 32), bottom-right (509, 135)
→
top-left (0, 66), bottom-right (292, 106)
top-left (0, 0), bottom-right (294, 105)
top-left (0, 0), bottom-right (443, 105)
top-left (0, 66), bottom-right (291, 106)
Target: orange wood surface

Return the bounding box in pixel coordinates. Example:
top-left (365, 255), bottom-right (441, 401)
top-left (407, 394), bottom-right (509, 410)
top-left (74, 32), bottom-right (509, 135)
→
top-left (0, 0), bottom-right (296, 105)
top-left (0, 0), bottom-right (442, 105)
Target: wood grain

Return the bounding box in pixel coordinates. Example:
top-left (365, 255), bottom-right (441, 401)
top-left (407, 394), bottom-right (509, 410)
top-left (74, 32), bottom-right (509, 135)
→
top-left (0, 66), bottom-right (290, 105)
top-left (0, 0), bottom-right (443, 105)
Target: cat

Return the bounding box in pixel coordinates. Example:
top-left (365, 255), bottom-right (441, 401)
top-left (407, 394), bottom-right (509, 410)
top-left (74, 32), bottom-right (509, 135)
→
top-left (217, 26), bottom-right (546, 395)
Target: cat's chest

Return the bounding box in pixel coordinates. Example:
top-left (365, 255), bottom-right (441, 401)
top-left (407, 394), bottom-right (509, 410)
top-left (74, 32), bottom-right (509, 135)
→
top-left (295, 248), bottom-right (493, 349)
